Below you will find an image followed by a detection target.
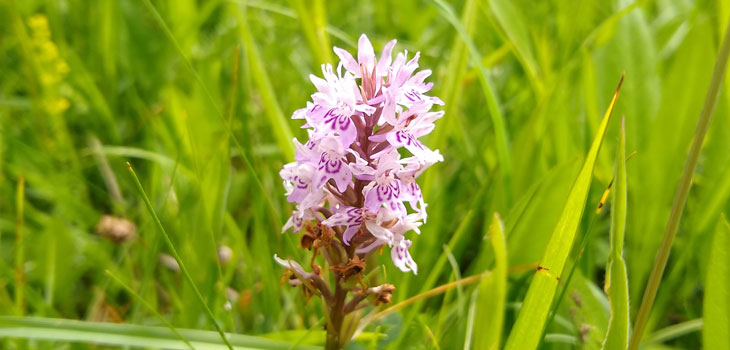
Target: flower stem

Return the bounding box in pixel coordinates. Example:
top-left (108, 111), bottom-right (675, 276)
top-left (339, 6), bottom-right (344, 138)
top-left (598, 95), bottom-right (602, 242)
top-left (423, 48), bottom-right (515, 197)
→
top-left (628, 17), bottom-right (730, 349)
top-left (326, 279), bottom-right (347, 350)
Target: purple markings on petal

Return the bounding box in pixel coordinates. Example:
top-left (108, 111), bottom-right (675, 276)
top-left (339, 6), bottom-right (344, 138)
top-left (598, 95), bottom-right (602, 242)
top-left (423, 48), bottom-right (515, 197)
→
top-left (404, 89), bottom-right (422, 102)
top-left (326, 159), bottom-right (342, 174)
top-left (280, 34), bottom-right (441, 275)
top-left (345, 207), bottom-right (364, 224)
top-left (295, 177), bottom-right (308, 189)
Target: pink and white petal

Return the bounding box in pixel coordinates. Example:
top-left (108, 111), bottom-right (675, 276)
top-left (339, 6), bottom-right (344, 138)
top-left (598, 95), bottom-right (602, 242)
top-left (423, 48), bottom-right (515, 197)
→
top-left (333, 47), bottom-right (360, 75)
top-left (357, 34), bottom-right (375, 72)
top-left (362, 183), bottom-right (381, 212)
top-left (407, 69), bottom-right (432, 86)
top-left (331, 163), bottom-right (351, 193)
top-left (286, 186), bottom-right (309, 203)
top-left (310, 73), bottom-right (330, 93)
top-left (365, 220), bottom-right (393, 242)
top-left (282, 212), bottom-right (304, 233)
top-left (338, 120), bottom-right (358, 148)
top-left (391, 239), bottom-right (417, 274)
top-left (342, 224), bottom-right (361, 245)
top-left (356, 239), bottom-right (387, 254)
top-left (376, 39), bottom-right (397, 76)
top-left (300, 189), bottom-right (326, 213)
top-left (380, 91), bottom-right (399, 125)
top-left (350, 162), bottom-right (376, 177)
top-left (312, 170), bottom-right (328, 190)
top-left (386, 199), bottom-right (408, 219)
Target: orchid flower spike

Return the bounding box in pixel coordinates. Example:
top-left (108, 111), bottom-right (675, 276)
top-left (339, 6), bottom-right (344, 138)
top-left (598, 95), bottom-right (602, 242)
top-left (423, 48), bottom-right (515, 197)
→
top-left (279, 33), bottom-right (443, 275)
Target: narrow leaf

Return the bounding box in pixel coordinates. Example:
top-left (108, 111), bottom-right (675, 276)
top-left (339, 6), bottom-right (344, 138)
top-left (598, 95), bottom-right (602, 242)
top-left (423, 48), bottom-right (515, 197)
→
top-left (474, 213), bottom-right (507, 350)
top-left (602, 117), bottom-right (630, 349)
top-left (0, 316), bottom-right (318, 350)
top-left (504, 75), bottom-right (623, 350)
top-left (630, 17), bottom-right (730, 349)
top-left (234, 5), bottom-right (295, 160)
top-left (127, 163), bottom-right (234, 350)
top-left (703, 218), bottom-right (730, 350)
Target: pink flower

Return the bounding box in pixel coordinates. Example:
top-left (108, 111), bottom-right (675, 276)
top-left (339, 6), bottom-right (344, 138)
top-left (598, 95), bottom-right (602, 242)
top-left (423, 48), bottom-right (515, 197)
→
top-left (279, 34), bottom-right (444, 274)
top-left (334, 34), bottom-right (396, 79)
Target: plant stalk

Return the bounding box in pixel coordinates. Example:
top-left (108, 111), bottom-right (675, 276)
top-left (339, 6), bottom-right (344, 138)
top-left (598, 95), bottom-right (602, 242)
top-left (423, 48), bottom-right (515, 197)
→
top-left (326, 279), bottom-right (347, 350)
top-left (628, 17), bottom-right (730, 349)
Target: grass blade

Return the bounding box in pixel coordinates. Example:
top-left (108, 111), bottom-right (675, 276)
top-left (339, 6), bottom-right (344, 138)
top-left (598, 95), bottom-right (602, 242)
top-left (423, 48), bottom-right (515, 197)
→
top-left (474, 213), bottom-right (507, 350)
top-left (629, 17), bottom-right (730, 349)
top-left (126, 163), bottom-right (234, 350)
top-left (139, 0), bottom-right (284, 228)
top-left (290, 0), bottom-right (332, 66)
top-left (14, 175), bottom-right (25, 316)
top-left (105, 269), bottom-right (195, 350)
top-left (431, 0), bottom-right (513, 204)
top-left (646, 319), bottom-right (703, 346)
top-left (702, 218), bottom-right (730, 350)
top-left (235, 5), bottom-right (295, 160)
top-left (504, 74), bottom-right (623, 350)
top-left (0, 316), bottom-right (318, 350)
top-left (486, 0), bottom-right (541, 93)
top-left (601, 117), bottom-right (629, 349)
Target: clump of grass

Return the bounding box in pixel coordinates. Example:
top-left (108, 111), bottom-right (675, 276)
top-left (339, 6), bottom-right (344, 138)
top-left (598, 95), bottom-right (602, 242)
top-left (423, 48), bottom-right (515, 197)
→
top-left (1, 1), bottom-right (729, 349)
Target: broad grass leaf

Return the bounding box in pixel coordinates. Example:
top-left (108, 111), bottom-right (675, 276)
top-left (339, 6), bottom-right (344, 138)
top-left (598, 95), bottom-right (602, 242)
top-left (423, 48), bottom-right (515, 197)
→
top-left (474, 213), bottom-right (507, 350)
top-left (504, 76), bottom-right (622, 350)
top-left (236, 7), bottom-right (295, 160)
top-left (0, 317), bottom-right (318, 350)
top-left (703, 218), bottom-right (730, 350)
top-left (561, 270), bottom-right (609, 349)
top-left (486, 0), bottom-right (540, 92)
top-left (601, 118), bottom-right (629, 349)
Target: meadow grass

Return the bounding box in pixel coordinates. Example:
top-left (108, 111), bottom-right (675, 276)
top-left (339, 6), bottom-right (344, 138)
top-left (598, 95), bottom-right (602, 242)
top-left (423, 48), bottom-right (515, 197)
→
top-left (2, 0), bottom-right (730, 349)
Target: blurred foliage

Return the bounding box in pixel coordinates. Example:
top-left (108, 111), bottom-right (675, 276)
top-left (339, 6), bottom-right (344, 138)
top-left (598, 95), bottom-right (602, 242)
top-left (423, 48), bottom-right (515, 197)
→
top-left (1, 0), bottom-right (730, 349)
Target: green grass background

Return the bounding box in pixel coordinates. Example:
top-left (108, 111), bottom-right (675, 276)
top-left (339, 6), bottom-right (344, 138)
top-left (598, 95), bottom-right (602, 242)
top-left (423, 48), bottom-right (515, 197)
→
top-left (1, 0), bottom-right (730, 349)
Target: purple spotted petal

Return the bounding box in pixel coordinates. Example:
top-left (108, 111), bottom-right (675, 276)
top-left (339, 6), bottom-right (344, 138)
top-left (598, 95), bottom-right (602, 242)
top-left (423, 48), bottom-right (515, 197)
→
top-left (314, 155), bottom-right (352, 193)
top-left (391, 239), bottom-right (417, 274)
top-left (318, 108), bottom-right (358, 147)
top-left (364, 181), bottom-right (400, 213)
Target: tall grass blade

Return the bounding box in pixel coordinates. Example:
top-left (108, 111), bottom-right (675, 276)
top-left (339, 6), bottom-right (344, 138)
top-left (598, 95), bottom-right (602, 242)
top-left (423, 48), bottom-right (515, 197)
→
top-left (235, 5), bottom-right (295, 160)
top-left (601, 117), bottom-right (629, 350)
top-left (14, 175), bottom-right (25, 316)
top-left (702, 218), bottom-right (730, 350)
top-left (646, 319), bottom-right (703, 345)
top-left (290, 0), bottom-right (332, 66)
top-left (431, 0), bottom-right (513, 204)
top-left (486, 0), bottom-right (541, 93)
top-left (0, 316), bottom-right (317, 350)
top-left (629, 18), bottom-right (730, 349)
top-left (139, 0), bottom-right (284, 228)
top-left (126, 163), bottom-right (234, 350)
top-left (474, 213), bottom-right (507, 350)
top-left (105, 270), bottom-right (195, 350)
top-left (504, 75), bottom-right (623, 350)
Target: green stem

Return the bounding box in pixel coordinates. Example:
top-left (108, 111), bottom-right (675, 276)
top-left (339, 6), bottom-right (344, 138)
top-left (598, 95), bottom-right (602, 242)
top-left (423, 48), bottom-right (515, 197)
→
top-left (127, 163), bottom-right (234, 350)
top-left (14, 175), bottom-right (25, 317)
top-left (628, 17), bottom-right (730, 349)
top-left (325, 282), bottom-right (346, 350)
